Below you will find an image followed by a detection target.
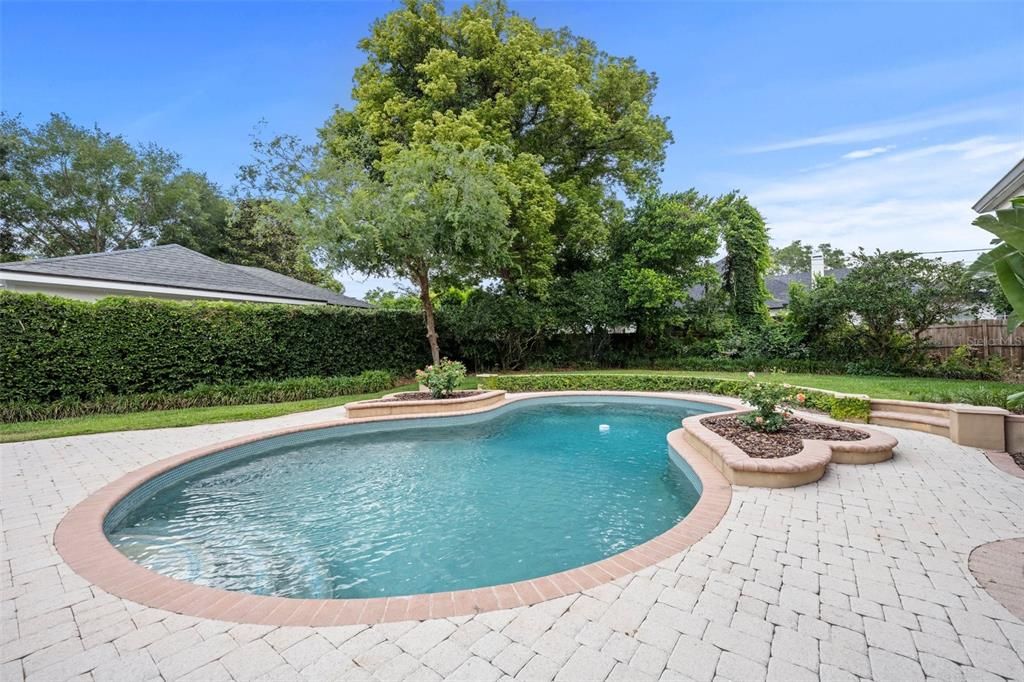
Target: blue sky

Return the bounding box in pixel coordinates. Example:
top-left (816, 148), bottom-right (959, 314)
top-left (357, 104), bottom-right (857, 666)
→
top-left (3, 0), bottom-right (1023, 295)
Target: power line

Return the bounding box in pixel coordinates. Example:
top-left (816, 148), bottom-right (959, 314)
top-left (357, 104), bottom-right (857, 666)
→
top-left (913, 248), bottom-right (989, 255)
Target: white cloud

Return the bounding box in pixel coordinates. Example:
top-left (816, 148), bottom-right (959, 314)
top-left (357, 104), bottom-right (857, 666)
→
top-left (740, 106), bottom-right (1008, 154)
top-left (842, 146), bottom-right (892, 160)
top-left (336, 270), bottom-right (405, 298)
top-left (744, 135), bottom-right (1023, 258)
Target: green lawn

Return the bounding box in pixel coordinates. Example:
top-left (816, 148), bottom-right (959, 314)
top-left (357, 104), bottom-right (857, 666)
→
top-left (0, 386), bottom-right (417, 444)
top-left (2, 371), bottom-right (1018, 444)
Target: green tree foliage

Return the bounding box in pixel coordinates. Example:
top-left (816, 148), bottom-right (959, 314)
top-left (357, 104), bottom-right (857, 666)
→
top-left (612, 190), bottom-right (719, 340)
top-left (970, 196), bottom-right (1023, 407)
top-left (715, 192), bottom-right (771, 327)
top-left (322, 0), bottom-right (672, 283)
top-left (0, 113), bottom-right (227, 258)
top-left (770, 240), bottom-right (847, 275)
top-left (323, 142), bottom-right (518, 363)
top-left (784, 276), bottom-right (852, 359)
top-left (365, 288), bottom-right (423, 312)
top-left (971, 197), bottom-right (1024, 330)
top-left (841, 250), bottom-right (981, 365)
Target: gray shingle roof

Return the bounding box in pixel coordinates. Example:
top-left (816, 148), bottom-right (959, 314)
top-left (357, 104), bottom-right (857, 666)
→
top-left (764, 268), bottom-right (850, 309)
top-left (686, 267), bottom-right (851, 310)
top-left (0, 244), bottom-right (369, 307)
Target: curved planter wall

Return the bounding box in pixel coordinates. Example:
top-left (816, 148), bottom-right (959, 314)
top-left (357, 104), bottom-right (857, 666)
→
top-left (681, 411), bottom-right (897, 488)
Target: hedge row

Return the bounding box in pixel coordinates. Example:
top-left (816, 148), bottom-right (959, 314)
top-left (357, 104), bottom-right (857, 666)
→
top-left (478, 373), bottom-right (872, 422)
top-left (0, 370), bottom-right (396, 423)
top-left (0, 292), bottom-right (428, 403)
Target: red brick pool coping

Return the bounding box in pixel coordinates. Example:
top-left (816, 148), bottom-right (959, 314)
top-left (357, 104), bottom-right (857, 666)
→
top-left (54, 391), bottom-right (737, 626)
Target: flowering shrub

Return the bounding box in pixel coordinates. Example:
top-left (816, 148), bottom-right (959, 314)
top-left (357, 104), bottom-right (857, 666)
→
top-left (737, 372), bottom-right (805, 432)
top-left (415, 359), bottom-right (467, 399)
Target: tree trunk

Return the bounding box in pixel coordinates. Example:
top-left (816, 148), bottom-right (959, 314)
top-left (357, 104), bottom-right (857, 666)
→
top-left (416, 270), bottom-right (441, 365)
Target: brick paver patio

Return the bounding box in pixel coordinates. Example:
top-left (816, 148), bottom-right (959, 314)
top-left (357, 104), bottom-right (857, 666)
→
top-left (3, 403), bottom-right (1023, 681)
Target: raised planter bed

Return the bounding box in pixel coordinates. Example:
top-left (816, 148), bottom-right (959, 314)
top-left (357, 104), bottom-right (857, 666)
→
top-left (682, 411), bottom-right (897, 488)
top-left (344, 390), bottom-right (507, 418)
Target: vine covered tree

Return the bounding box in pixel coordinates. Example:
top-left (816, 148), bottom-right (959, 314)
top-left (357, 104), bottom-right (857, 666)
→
top-left (716, 192), bottom-right (772, 327)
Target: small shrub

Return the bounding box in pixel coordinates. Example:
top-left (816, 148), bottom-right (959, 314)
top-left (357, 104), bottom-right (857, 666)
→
top-left (416, 359), bottom-right (467, 399)
top-left (802, 393), bottom-right (871, 422)
top-left (920, 346), bottom-right (1005, 381)
top-left (736, 374), bottom-right (804, 432)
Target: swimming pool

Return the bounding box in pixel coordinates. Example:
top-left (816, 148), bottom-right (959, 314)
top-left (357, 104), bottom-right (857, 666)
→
top-left (104, 396), bottom-right (724, 599)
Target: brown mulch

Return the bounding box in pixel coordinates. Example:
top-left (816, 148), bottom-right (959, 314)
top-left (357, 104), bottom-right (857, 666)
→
top-left (1011, 451), bottom-right (1024, 473)
top-left (378, 390), bottom-right (485, 402)
top-left (702, 415), bottom-right (869, 459)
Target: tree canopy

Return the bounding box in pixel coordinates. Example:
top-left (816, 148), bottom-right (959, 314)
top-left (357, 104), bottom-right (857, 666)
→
top-left (321, 0), bottom-right (672, 288)
top-left (716, 192), bottom-right (772, 327)
top-left (770, 240), bottom-right (847, 275)
top-left (0, 113), bottom-right (340, 289)
top-left (1, 113), bottom-right (227, 258)
top-left (323, 141), bottom-right (519, 362)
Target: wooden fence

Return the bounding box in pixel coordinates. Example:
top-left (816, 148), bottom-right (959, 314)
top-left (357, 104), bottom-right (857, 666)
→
top-left (921, 319), bottom-right (1024, 366)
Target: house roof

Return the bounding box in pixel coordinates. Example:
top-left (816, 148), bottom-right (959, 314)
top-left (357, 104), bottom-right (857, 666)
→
top-left (973, 156), bottom-right (1024, 213)
top-left (687, 266), bottom-right (851, 310)
top-left (0, 244), bottom-right (369, 307)
top-left (764, 268), bottom-right (850, 309)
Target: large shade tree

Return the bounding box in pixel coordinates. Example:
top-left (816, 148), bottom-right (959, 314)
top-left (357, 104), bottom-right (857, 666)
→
top-left (0, 113), bottom-right (227, 258)
top-left (841, 250), bottom-right (982, 363)
top-left (322, 0), bottom-right (672, 288)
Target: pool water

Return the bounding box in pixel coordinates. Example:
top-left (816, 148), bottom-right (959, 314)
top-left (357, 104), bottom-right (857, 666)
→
top-left (107, 397), bottom-right (721, 599)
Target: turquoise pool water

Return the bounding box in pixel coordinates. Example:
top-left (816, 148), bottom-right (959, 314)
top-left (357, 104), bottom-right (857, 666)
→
top-left (106, 396), bottom-right (722, 599)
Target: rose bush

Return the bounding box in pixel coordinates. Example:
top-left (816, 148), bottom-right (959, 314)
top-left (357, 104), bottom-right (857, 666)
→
top-left (737, 373), bottom-right (805, 432)
top-left (415, 359), bottom-right (467, 399)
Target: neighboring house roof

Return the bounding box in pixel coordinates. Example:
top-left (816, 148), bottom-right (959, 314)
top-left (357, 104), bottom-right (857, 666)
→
top-left (687, 267), bottom-right (851, 310)
top-left (973, 156), bottom-right (1024, 213)
top-left (0, 244), bottom-right (369, 307)
top-left (764, 268), bottom-right (850, 309)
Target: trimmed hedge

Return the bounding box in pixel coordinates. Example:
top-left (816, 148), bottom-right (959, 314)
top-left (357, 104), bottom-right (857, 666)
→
top-left (478, 373), bottom-right (871, 423)
top-left (0, 371), bottom-right (396, 423)
top-left (1, 292), bottom-right (428, 404)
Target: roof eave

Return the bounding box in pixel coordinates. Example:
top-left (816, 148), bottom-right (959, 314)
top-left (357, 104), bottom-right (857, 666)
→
top-left (973, 156), bottom-right (1024, 213)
